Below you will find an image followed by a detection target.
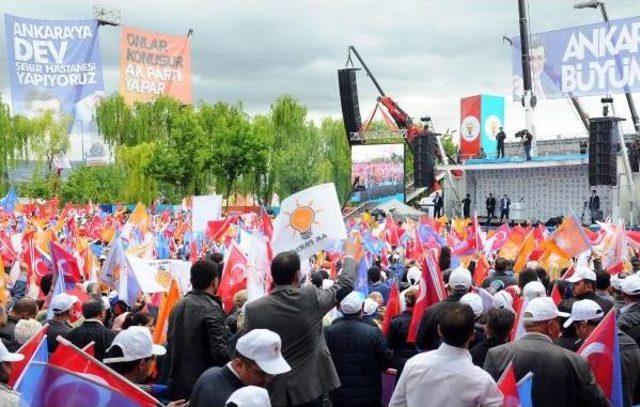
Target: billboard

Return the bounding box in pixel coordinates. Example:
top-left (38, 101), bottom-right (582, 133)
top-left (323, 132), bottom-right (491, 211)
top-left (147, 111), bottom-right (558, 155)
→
top-left (480, 95), bottom-right (504, 156)
top-left (4, 14), bottom-right (104, 121)
top-left (120, 26), bottom-right (192, 105)
top-left (460, 96), bottom-right (481, 159)
top-left (512, 16), bottom-right (640, 100)
top-left (351, 144), bottom-right (405, 203)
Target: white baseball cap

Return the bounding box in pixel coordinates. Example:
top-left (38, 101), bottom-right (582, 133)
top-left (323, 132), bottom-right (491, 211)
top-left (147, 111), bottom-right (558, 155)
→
top-left (493, 290), bottom-right (514, 312)
top-left (522, 281), bottom-right (547, 301)
top-left (563, 299), bottom-right (604, 328)
top-left (611, 274), bottom-right (624, 291)
top-left (621, 274), bottom-right (640, 296)
top-left (363, 298), bottom-right (379, 316)
top-left (566, 267), bottom-right (597, 283)
top-left (226, 386), bottom-right (271, 407)
top-left (104, 326), bottom-right (166, 363)
top-left (448, 267), bottom-right (472, 291)
top-left (522, 297), bottom-right (569, 322)
top-left (460, 293), bottom-right (483, 318)
top-left (407, 266), bottom-right (421, 285)
top-left (0, 340), bottom-right (24, 363)
top-left (50, 293), bottom-right (79, 314)
top-left (340, 291), bottom-right (364, 315)
top-left (236, 329), bottom-right (291, 375)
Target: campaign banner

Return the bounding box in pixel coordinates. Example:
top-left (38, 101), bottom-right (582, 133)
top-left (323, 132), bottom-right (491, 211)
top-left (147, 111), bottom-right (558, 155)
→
top-left (4, 14), bottom-right (104, 121)
top-left (351, 144), bottom-right (405, 204)
top-left (120, 26), bottom-right (192, 105)
top-left (512, 16), bottom-right (640, 100)
top-left (460, 96), bottom-right (481, 158)
top-left (480, 95), bottom-right (504, 156)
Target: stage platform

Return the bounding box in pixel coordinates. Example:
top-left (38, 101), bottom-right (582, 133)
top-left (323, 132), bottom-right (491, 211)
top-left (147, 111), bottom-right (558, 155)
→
top-left (437, 153), bottom-right (613, 223)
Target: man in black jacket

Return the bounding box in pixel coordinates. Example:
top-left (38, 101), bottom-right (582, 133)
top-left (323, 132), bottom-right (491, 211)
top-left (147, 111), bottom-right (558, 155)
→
top-left (496, 127), bottom-right (506, 158)
top-left (66, 299), bottom-right (117, 361)
top-left (485, 193), bottom-right (496, 221)
top-left (588, 190), bottom-right (600, 224)
top-left (461, 194), bottom-right (471, 219)
top-left (470, 308), bottom-right (514, 367)
top-left (45, 293), bottom-right (78, 353)
top-left (168, 259), bottom-right (231, 401)
top-left (325, 291), bottom-right (393, 407)
top-left (618, 274), bottom-right (640, 346)
top-left (190, 329), bottom-right (290, 407)
top-left (415, 267), bottom-right (472, 351)
top-left (433, 192), bottom-right (444, 218)
top-left (481, 257), bottom-right (517, 293)
top-left (567, 267), bottom-right (613, 314)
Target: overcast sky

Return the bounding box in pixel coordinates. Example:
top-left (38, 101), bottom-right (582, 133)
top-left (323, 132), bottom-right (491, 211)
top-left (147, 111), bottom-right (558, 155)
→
top-left (2, 0), bottom-right (640, 141)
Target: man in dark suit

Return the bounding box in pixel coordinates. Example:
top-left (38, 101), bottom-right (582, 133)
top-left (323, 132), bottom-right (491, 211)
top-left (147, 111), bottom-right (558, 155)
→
top-left (496, 127), bottom-right (506, 158)
top-left (190, 329), bottom-right (291, 407)
top-left (433, 192), bottom-right (444, 218)
top-left (499, 194), bottom-right (511, 221)
top-left (66, 299), bottom-right (117, 361)
top-left (168, 260), bottom-right (231, 401)
top-left (461, 194), bottom-right (471, 219)
top-left (485, 193), bottom-right (496, 221)
top-left (45, 293), bottom-right (78, 353)
top-left (588, 190), bottom-right (600, 224)
top-left (244, 241), bottom-right (359, 407)
top-left (483, 297), bottom-right (608, 407)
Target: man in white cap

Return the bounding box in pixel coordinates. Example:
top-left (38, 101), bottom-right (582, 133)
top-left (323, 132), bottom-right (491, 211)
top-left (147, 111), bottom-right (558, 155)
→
top-left (460, 292), bottom-right (486, 348)
top-left (415, 266), bottom-right (472, 351)
top-left (618, 274), bottom-right (640, 346)
top-left (390, 302), bottom-right (503, 407)
top-left (45, 293), bottom-right (78, 353)
top-left (522, 281), bottom-right (546, 302)
top-left (226, 386), bottom-right (271, 407)
top-left (0, 338), bottom-right (24, 406)
top-left (564, 299), bottom-right (640, 406)
top-left (484, 297), bottom-right (608, 406)
top-left (324, 291), bottom-right (393, 407)
top-left (567, 267), bottom-right (613, 314)
top-left (190, 329), bottom-right (291, 407)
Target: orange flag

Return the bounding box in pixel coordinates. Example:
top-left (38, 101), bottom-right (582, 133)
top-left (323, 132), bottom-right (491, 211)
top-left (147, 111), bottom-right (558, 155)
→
top-left (499, 229), bottom-right (527, 261)
top-left (473, 254), bottom-right (490, 286)
top-left (153, 279), bottom-right (181, 345)
top-left (552, 216), bottom-right (591, 258)
top-left (514, 232), bottom-right (535, 273)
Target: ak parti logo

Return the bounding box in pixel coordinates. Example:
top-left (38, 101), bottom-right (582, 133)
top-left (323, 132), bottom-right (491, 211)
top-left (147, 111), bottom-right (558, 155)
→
top-left (285, 200), bottom-right (321, 240)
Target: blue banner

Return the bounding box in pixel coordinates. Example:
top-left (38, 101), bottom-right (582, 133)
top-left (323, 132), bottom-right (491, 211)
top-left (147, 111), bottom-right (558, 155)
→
top-left (4, 15), bottom-right (104, 122)
top-left (512, 16), bottom-right (640, 100)
top-left (480, 94), bottom-right (503, 156)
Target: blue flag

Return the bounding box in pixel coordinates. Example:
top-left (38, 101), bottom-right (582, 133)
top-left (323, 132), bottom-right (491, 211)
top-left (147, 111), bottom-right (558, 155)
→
top-left (355, 256), bottom-right (370, 298)
top-left (155, 233), bottom-right (170, 260)
top-left (516, 372), bottom-right (533, 407)
top-left (0, 187), bottom-right (17, 212)
top-left (362, 232), bottom-right (384, 256)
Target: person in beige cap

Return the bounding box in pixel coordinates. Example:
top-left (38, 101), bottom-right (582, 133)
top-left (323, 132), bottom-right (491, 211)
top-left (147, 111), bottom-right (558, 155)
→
top-left (0, 339), bottom-right (24, 407)
top-left (484, 297), bottom-right (608, 406)
top-left (226, 386), bottom-right (271, 407)
top-left (190, 329), bottom-right (291, 407)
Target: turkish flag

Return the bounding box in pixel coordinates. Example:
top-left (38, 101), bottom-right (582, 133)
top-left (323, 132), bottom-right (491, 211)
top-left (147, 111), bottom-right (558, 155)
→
top-left (497, 362), bottom-right (521, 407)
top-left (381, 282), bottom-right (400, 336)
top-left (384, 215), bottom-right (401, 247)
top-left (0, 231), bottom-right (17, 264)
top-left (8, 323), bottom-right (48, 387)
top-left (218, 243), bottom-right (248, 313)
top-left (407, 250), bottom-right (446, 342)
top-left (49, 242), bottom-right (82, 283)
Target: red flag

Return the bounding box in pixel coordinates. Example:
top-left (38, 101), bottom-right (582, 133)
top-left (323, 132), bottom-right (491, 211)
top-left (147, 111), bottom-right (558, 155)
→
top-left (382, 282), bottom-right (400, 336)
top-left (50, 337), bottom-right (159, 406)
top-left (8, 323), bottom-right (48, 386)
top-left (385, 215), bottom-right (401, 247)
top-left (50, 241), bottom-right (82, 283)
top-left (473, 254), bottom-right (490, 287)
top-left (21, 233), bottom-right (49, 279)
top-left (497, 362), bottom-right (521, 407)
top-left (550, 282), bottom-right (562, 306)
top-left (0, 231), bottom-right (17, 264)
top-left (577, 310), bottom-right (624, 405)
top-left (218, 243), bottom-right (248, 313)
top-left (407, 250), bottom-right (446, 342)
top-left (82, 342), bottom-right (95, 357)
top-left (189, 240), bottom-right (198, 264)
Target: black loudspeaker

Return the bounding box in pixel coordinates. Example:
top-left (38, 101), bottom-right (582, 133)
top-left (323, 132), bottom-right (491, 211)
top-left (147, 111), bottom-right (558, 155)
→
top-left (588, 117), bottom-right (621, 186)
top-left (338, 68), bottom-right (362, 145)
top-left (411, 132), bottom-right (438, 188)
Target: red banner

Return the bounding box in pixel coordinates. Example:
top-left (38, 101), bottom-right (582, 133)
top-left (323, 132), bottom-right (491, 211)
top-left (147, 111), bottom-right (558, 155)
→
top-left (460, 96), bottom-right (481, 158)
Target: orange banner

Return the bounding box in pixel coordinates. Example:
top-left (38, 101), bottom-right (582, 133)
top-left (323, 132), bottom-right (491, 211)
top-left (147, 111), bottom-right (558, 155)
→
top-left (119, 26), bottom-right (192, 105)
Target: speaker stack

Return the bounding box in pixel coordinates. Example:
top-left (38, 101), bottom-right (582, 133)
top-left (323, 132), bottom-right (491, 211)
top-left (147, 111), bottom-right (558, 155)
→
top-left (588, 117), bottom-right (621, 186)
top-left (337, 68), bottom-right (362, 145)
top-left (411, 131), bottom-right (438, 188)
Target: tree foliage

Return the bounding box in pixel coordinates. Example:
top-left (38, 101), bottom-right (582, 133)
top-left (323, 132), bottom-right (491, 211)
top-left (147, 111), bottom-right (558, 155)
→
top-left (60, 165), bottom-right (126, 204)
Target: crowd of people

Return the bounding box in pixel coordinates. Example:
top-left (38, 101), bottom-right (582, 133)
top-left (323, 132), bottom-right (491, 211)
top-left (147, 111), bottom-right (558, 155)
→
top-left (0, 194), bottom-right (640, 406)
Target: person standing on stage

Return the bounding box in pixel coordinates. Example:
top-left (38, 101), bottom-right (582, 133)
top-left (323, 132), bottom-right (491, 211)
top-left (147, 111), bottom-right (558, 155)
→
top-left (522, 130), bottom-right (533, 161)
top-left (499, 194), bottom-right (511, 221)
top-left (496, 127), bottom-right (506, 158)
top-left (433, 192), bottom-right (444, 218)
top-left (486, 193), bottom-right (496, 221)
top-left (461, 194), bottom-right (471, 219)
top-left (588, 190), bottom-right (600, 224)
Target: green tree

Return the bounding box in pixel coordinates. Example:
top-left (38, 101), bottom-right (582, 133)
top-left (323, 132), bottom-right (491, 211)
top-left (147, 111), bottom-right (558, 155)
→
top-left (27, 111), bottom-right (71, 173)
top-left (118, 143), bottom-right (158, 204)
top-left (0, 97), bottom-right (33, 191)
top-left (60, 165), bottom-right (126, 203)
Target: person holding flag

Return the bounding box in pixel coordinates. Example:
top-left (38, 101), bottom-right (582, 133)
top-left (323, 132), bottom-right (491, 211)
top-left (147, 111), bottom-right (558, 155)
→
top-left (483, 297), bottom-right (608, 406)
top-left (564, 299), bottom-right (640, 406)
